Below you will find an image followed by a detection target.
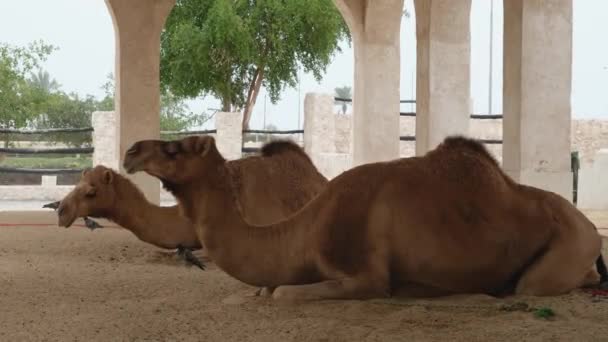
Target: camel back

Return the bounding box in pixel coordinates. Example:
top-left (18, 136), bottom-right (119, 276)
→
top-left (261, 140), bottom-right (314, 164)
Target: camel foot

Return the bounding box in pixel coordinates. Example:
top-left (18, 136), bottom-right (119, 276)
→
top-left (599, 281), bottom-right (608, 291)
top-left (83, 217), bottom-right (103, 231)
top-left (255, 287), bottom-right (275, 297)
top-left (176, 245), bottom-right (205, 270)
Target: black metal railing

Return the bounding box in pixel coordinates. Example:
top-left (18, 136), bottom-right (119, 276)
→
top-left (1, 127), bottom-right (95, 176)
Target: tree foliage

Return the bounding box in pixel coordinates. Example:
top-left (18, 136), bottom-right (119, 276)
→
top-left (31, 92), bottom-right (99, 147)
top-left (0, 42), bottom-right (204, 149)
top-left (161, 0), bottom-right (350, 128)
top-left (0, 40), bottom-right (56, 130)
top-left (99, 73), bottom-right (205, 134)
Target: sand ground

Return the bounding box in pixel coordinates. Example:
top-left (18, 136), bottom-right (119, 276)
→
top-left (1, 211), bottom-right (608, 342)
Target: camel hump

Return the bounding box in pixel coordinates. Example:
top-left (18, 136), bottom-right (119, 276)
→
top-left (261, 140), bottom-right (311, 161)
top-left (441, 135), bottom-right (500, 167)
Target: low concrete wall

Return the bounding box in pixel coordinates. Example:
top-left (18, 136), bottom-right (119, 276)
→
top-left (577, 149), bottom-right (608, 210)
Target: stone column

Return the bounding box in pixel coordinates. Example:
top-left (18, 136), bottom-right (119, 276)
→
top-left (91, 111), bottom-right (119, 170)
top-left (304, 93), bottom-right (353, 179)
top-left (334, 0), bottom-right (403, 166)
top-left (105, 0), bottom-right (175, 205)
top-left (215, 112), bottom-right (243, 160)
top-left (304, 93), bottom-right (335, 161)
top-left (503, 0), bottom-right (573, 200)
top-left (414, 0), bottom-right (472, 155)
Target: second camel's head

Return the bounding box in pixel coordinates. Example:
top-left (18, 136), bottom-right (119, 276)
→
top-left (57, 165), bottom-right (118, 227)
top-left (122, 135), bottom-right (225, 193)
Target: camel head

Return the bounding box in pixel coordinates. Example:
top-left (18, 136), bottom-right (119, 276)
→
top-left (57, 165), bottom-right (118, 227)
top-left (122, 135), bottom-right (224, 192)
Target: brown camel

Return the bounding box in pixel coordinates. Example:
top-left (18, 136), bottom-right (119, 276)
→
top-left (56, 140), bottom-right (327, 269)
top-left (123, 135), bottom-right (607, 301)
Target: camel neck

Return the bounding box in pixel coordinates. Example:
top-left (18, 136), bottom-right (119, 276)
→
top-left (108, 176), bottom-right (199, 249)
top-left (176, 163), bottom-right (317, 287)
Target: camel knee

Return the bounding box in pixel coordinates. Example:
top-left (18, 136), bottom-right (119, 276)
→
top-left (581, 268), bottom-right (601, 288)
top-left (515, 269), bottom-right (591, 296)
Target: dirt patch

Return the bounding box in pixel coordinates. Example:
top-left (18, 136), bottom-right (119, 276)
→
top-left (1, 225), bottom-right (607, 341)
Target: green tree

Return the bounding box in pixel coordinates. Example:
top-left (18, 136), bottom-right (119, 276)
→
top-left (33, 91), bottom-right (97, 147)
top-left (160, 0), bottom-right (350, 129)
top-left (99, 73), bottom-right (204, 133)
top-left (0, 40), bottom-right (56, 146)
top-left (29, 70), bottom-right (60, 93)
top-left (334, 86), bottom-right (351, 115)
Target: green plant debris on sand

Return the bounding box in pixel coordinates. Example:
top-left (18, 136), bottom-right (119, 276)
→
top-left (533, 307), bottom-right (555, 319)
top-left (499, 302), bottom-right (555, 320)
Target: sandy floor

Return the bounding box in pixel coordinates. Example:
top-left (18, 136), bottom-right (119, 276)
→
top-left (1, 212), bottom-right (608, 341)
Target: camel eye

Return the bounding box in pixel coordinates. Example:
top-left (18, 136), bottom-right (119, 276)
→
top-left (163, 143), bottom-right (180, 157)
top-left (126, 145), bottom-right (138, 155)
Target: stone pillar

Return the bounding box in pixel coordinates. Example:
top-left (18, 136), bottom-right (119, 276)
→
top-left (333, 114), bottom-right (352, 154)
top-left (304, 93), bottom-right (335, 161)
top-left (215, 112), bottom-right (243, 160)
top-left (304, 93), bottom-right (352, 179)
top-left (503, 0), bottom-right (573, 200)
top-left (414, 0), bottom-right (472, 155)
top-left (92, 111), bottom-right (119, 170)
top-left (105, 0), bottom-right (175, 205)
top-left (334, 0), bottom-right (403, 166)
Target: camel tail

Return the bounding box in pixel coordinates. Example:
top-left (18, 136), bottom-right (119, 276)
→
top-left (261, 140), bottom-right (312, 162)
top-left (589, 222), bottom-right (608, 285)
top-left (597, 254), bottom-right (608, 284)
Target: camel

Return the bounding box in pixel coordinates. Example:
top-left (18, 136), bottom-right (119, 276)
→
top-left (56, 140), bottom-right (328, 270)
top-left (123, 135), bottom-right (607, 301)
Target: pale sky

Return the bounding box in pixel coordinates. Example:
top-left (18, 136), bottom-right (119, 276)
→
top-left (0, 0), bottom-right (607, 130)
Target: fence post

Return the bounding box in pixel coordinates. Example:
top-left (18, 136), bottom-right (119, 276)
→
top-left (304, 93), bottom-right (335, 159)
top-left (571, 151), bottom-right (580, 205)
top-left (304, 93), bottom-right (352, 178)
top-left (215, 112), bottom-right (243, 160)
top-left (41, 175), bottom-right (57, 186)
top-left (92, 111), bottom-right (119, 170)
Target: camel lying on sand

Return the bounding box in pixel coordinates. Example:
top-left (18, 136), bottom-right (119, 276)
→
top-left (56, 141), bottom-right (327, 269)
top-left (123, 135), bottom-right (607, 301)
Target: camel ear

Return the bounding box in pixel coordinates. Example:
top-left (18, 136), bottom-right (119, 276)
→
top-left (194, 136), bottom-right (214, 157)
top-left (101, 170), bottom-right (113, 185)
top-left (163, 141), bottom-right (181, 156)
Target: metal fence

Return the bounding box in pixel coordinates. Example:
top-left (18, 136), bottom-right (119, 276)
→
top-left (334, 97), bottom-right (504, 144)
top-left (0, 127), bottom-right (95, 175)
top-left (1, 99), bottom-right (505, 176)
top-left (241, 128), bottom-right (305, 154)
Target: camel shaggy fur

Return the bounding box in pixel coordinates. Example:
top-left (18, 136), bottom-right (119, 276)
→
top-left (57, 141), bottom-right (327, 266)
top-left (123, 135), bottom-right (608, 301)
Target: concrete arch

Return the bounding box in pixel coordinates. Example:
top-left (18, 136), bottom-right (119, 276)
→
top-left (333, 0), bottom-right (404, 166)
top-left (104, 0), bottom-right (176, 204)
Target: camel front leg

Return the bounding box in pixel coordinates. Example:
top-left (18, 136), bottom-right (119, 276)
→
top-left (176, 245), bottom-right (206, 270)
top-left (272, 277), bottom-right (390, 301)
top-left (255, 286), bottom-right (276, 297)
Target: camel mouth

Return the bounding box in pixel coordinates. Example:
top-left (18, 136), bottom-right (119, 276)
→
top-left (122, 159), bottom-right (141, 174)
top-left (58, 214), bottom-right (77, 228)
top-left (160, 178), bottom-right (178, 193)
